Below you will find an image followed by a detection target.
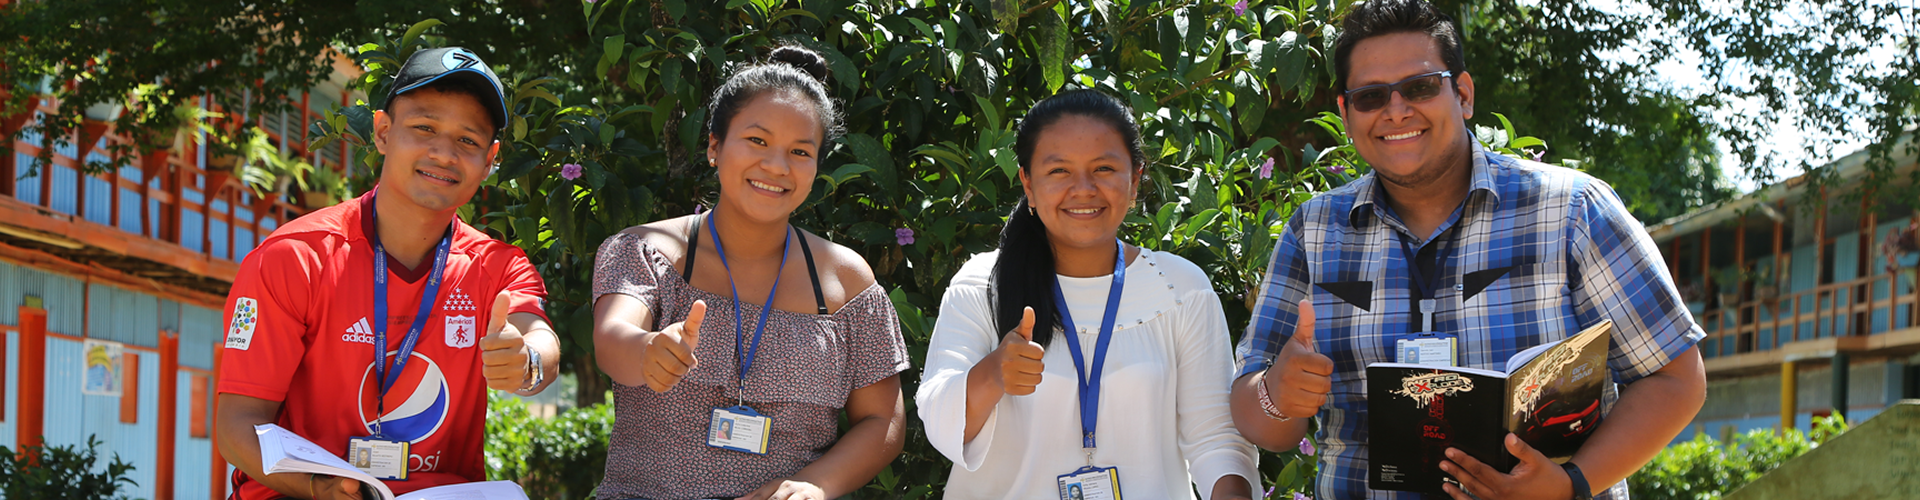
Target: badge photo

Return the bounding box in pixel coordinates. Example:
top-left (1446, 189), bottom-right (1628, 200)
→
top-left (346, 436), bottom-right (410, 481)
top-left (1057, 466), bottom-right (1123, 500)
top-left (707, 406), bottom-right (771, 455)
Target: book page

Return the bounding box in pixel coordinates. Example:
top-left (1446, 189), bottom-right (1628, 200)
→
top-left (1501, 320), bottom-right (1612, 462)
top-left (397, 481), bottom-right (529, 500)
top-left (254, 424), bottom-right (396, 500)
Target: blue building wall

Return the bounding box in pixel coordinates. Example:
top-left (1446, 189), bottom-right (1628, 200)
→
top-left (0, 260), bottom-right (215, 500)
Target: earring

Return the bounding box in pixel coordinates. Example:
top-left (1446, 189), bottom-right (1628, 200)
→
top-left (1029, 205), bottom-right (1035, 216)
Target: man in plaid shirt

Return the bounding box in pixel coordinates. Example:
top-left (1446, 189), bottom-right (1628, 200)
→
top-left (1227, 1), bottom-right (1707, 499)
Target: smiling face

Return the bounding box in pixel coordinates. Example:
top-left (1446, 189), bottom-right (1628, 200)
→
top-left (707, 90), bottom-right (824, 224)
top-left (1019, 114), bottom-right (1142, 254)
top-left (372, 87), bottom-right (500, 212)
top-left (1339, 31), bottom-right (1476, 191)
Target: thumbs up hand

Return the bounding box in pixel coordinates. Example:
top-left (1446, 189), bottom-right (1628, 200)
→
top-left (991, 307), bottom-right (1045, 396)
top-left (480, 292), bottom-right (529, 392)
top-left (643, 300), bottom-right (707, 393)
top-left (1264, 299), bottom-right (1334, 419)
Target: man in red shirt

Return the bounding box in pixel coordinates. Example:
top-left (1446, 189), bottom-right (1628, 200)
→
top-left (213, 47), bottom-right (561, 499)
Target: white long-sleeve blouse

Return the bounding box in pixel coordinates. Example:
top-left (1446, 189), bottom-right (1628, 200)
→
top-left (915, 248), bottom-right (1259, 499)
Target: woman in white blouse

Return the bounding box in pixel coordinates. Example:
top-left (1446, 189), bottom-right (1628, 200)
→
top-left (914, 90), bottom-right (1259, 500)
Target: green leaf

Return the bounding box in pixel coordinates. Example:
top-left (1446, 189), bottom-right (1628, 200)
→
top-left (992, 0), bottom-right (1020, 34)
top-left (1037, 8), bottom-right (1067, 93)
top-left (844, 133), bottom-right (898, 192)
top-left (819, 163), bottom-right (875, 192)
top-left (1273, 31), bottom-right (1307, 93)
top-left (400, 19), bottom-right (445, 52)
top-left (971, 95), bottom-right (1003, 131)
top-left (604, 34), bottom-right (626, 64)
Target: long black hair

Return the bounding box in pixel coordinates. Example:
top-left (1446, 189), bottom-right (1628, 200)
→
top-left (706, 45), bottom-right (845, 147)
top-left (992, 90), bottom-right (1145, 347)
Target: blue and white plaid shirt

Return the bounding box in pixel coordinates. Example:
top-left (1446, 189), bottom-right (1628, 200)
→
top-left (1236, 144), bottom-right (1704, 500)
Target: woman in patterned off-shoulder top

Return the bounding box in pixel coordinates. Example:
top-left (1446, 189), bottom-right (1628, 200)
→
top-left (589, 45), bottom-right (909, 500)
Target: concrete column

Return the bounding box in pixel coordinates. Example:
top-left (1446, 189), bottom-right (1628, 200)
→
top-left (1887, 359), bottom-right (1907, 406)
top-left (1833, 353), bottom-right (1851, 421)
top-left (1783, 360), bottom-right (1799, 432)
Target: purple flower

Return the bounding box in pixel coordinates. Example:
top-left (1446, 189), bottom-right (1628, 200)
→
top-left (1233, 0), bottom-right (1248, 16)
top-left (1258, 157), bottom-right (1275, 179)
top-left (895, 227), bottom-right (916, 246)
top-left (1299, 437), bottom-right (1316, 455)
top-left (1532, 149), bottom-right (1546, 162)
top-left (560, 163), bottom-right (584, 180)
top-left (1294, 493), bottom-right (1312, 500)
top-left (1263, 486), bottom-right (1276, 498)
top-left (694, 204), bottom-right (706, 214)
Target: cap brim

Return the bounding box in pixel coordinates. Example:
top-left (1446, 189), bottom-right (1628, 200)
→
top-left (388, 68), bottom-right (509, 133)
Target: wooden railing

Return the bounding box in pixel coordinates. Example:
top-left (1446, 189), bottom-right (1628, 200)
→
top-left (1698, 271), bottom-right (1920, 357)
top-left (0, 96), bottom-right (339, 272)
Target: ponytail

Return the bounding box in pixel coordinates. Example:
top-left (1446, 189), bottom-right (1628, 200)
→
top-left (991, 198), bottom-right (1059, 346)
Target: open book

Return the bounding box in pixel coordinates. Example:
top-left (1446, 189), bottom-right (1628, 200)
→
top-left (254, 424), bottom-right (527, 500)
top-left (1365, 320), bottom-right (1613, 494)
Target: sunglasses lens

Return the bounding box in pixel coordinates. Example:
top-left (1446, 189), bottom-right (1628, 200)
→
top-left (1403, 75), bottom-right (1445, 102)
top-left (1350, 87), bottom-right (1391, 112)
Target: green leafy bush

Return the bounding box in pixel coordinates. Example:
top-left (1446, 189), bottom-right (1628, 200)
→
top-left (486, 392), bottom-right (615, 499)
top-left (1628, 415), bottom-right (1849, 500)
top-left (0, 435), bottom-right (139, 500)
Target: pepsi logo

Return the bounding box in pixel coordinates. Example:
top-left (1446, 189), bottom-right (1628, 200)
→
top-left (358, 351), bottom-right (451, 446)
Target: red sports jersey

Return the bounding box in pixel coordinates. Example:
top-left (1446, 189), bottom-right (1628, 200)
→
top-left (217, 190), bottom-right (548, 498)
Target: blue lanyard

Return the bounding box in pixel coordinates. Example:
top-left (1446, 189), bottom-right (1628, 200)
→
top-left (1397, 227), bottom-right (1455, 332)
top-left (368, 195), bottom-right (454, 437)
top-left (1048, 239), bottom-right (1127, 451)
top-left (704, 212), bottom-right (791, 395)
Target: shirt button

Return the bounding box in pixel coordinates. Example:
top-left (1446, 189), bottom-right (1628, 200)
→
top-left (1454, 284), bottom-right (1464, 291)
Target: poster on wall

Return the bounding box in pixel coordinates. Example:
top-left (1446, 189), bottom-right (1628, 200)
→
top-left (83, 339), bottom-right (124, 396)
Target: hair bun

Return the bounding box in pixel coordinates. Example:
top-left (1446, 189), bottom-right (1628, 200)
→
top-left (768, 46), bottom-right (830, 83)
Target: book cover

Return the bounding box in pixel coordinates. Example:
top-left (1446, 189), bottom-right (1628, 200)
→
top-left (1365, 320), bottom-right (1613, 494)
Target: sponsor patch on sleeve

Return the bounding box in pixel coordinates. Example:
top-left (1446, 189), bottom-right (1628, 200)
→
top-left (225, 297), bottom-right (260, 350)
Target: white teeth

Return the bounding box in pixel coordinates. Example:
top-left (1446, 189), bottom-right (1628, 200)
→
top-left (1066, 208), bottom-right (1100, 215)
top-left (421, 171), bottom-right (455, 183)
top-left (750, 180), bottom-right (787, 192)
top-left (1384, 130), bottom-right (1423, 141)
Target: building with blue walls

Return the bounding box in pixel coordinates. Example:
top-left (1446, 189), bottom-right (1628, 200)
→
top-left (1, 74), bottom-right (361, 499)
top-left (1646, 137), bottom-right (1920, 442)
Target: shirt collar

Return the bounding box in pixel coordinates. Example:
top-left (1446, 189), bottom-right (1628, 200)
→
top-left (1346, 140), bottom-right (1504, 227)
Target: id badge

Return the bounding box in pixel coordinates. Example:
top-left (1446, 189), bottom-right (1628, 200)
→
top-left (1057, 465), bottom-right (1123, 500)
top-left (346, 436), bottom-right (409, 481)
top-left (1394, 332), bottom-right (1458, 366)
top-left (707, 406), bottom-right (771, 454)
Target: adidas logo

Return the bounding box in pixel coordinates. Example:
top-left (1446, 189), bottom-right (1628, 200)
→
top-left (342, 317), bottom-right (376, 345)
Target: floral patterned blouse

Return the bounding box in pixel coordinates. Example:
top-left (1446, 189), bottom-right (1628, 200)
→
top-left (591, 232), bottom-right (909, 500)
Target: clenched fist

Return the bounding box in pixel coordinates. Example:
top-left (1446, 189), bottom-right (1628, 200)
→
top-left (643, 300), bottom-right (708, 392)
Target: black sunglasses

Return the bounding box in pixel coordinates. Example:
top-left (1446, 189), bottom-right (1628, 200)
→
top-left (1343, 71), bottom-right (1455, 113)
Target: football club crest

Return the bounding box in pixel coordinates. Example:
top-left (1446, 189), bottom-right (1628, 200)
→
top-left (445, 315), bottom-right (476, 348)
